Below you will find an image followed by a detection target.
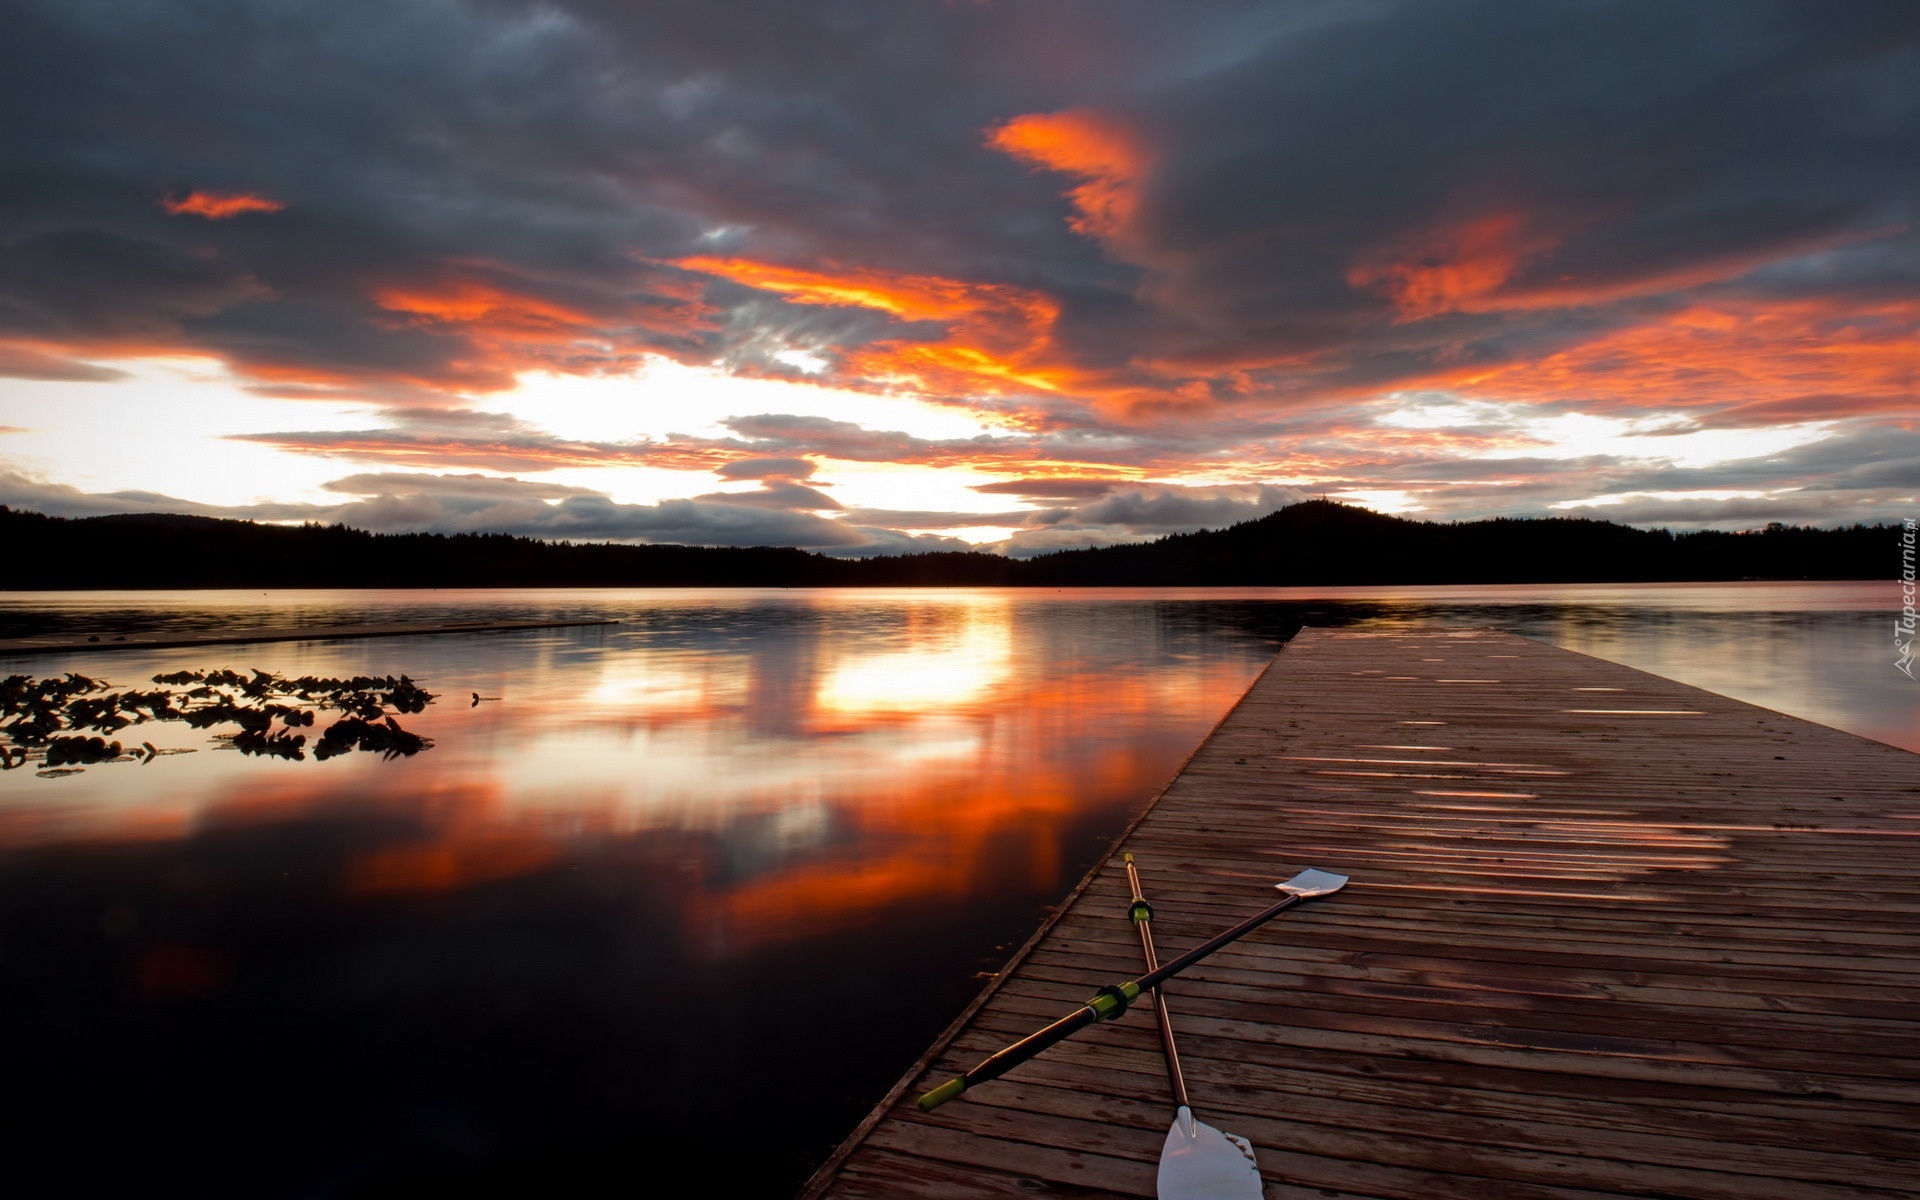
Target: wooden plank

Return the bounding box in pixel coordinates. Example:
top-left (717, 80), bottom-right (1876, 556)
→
top-left (832, 1147), bottom-right (1147, 1199)
top-left (807, 627), bottom-right (1920, 1199)
top-left (969, 986), bottom-right (1920, 1104)
top-left (944, 1019), bottom-right (1920, 1132)
top-left (961, 1049), bottom-right (1920, 1167)
top-left (1006, 956), bottom-right (1920, 1055)
top-left (932, 1078), bottom-right (1918, 1200)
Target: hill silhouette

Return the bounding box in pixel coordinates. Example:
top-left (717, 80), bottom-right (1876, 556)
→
top-left (0, 501), bottom-right (1896, 589)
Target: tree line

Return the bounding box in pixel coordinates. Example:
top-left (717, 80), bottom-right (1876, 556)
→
top-left (1, 501), bottom-right (1898, 588)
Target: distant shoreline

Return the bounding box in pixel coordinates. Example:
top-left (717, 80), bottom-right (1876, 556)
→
top-left (0, 578), bottom-right (1894, 594)
top-left (6, 501), bottom-right (1899, 590)
top-left (0, 618), bottom-right (620, 657)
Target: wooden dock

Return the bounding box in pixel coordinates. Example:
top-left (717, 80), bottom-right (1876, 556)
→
top-left (804, 626), bottom-right (1920, 1200)
top-left (0, 618), bottom-right (620, 658)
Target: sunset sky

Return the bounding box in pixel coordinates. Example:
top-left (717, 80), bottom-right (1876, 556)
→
top-left (2, 0), bottom-right (1914, 556)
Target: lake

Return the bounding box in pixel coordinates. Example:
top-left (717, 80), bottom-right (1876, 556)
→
top-left (0, 583), bottom-right (1911, 1197)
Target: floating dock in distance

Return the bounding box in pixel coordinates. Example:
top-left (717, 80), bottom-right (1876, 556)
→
top-left (803, 626), bottom-right (1920, 1200)
top-left (0, 618), bottom-right (620, 657)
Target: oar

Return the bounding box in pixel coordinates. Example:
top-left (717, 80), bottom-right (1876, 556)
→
top-left (918, 866), bottom-right (1348, 1111)
top-left (1125, 853), bottom-right (1261, 1199)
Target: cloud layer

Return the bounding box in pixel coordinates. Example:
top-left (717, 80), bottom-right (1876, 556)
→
top-left (1, 0), bottom-right (1914, 544)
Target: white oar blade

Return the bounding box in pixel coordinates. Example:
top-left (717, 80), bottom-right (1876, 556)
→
top-left (1277, 867), bottom-right (1347, 898)
top-left (1158, 1107), bottom-right (1262, 1200)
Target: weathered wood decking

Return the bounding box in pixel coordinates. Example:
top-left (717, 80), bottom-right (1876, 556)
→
top-left (0, 617), bottom-right (618, 657)
top-left (805, 626), bottom-right (1920, 1200)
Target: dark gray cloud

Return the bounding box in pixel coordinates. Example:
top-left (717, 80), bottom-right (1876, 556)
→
top-left (483, 495), bottom-right (854, 547)
top-left (5, 0), bottom-right (1910, 407)
top-left (1131, 4), bottom-right (1920, 361)
top-left (318, 472), bottom-right (601, 500)
top-left (0, 470), bottom-right (322, 522)
top-left (230, 407), bottom-right (726, 472)
top-left (0, 0), bottom-right (1113, 385)
top-left (1, 0), bottom-right (1915, 546)
top-left (714, 457), bottom-right (816, 480)
top-left (840, 508), bottom-right (1034, 531)
top-left (717, 415), bottom-right (1031, 465)
top-left (0, 230), bottom-right (263, 343)
top-left (691, 480), bottom-right (842, 511)
top-left (972, 478), bottom-right (1133, 501)
top-left (0, 466), bottom-right (960, 555)
top-left (325, 488), bottom-right (967, 555)
top-left (1038, 485), bottom-right (1304, 532)
top-left (996, 483), bottom-right (1307, 556)
top-left (994, 526), bottom-right (1144, 557)
top-left (313, 471), bottom-right (876, 545)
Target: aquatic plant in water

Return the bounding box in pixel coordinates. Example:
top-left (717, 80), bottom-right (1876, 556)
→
top-left (1, 669), bottom-right (437, 777)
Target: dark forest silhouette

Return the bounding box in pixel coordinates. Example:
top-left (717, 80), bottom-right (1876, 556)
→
top-left (1, 501), bottom-right (1897, 588)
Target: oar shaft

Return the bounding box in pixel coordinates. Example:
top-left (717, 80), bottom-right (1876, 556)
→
top-left (918, 870), bottom-right (1334, 1111)
top-left (1123, 854), bottom-right (1188, 1111)
top-left (1136, 892), bottom-right (1303, 993)
top-left (916, 990), bottom-right (1123, 1109)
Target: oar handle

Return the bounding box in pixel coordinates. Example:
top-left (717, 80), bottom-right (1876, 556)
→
top-left (917, 981), bottom-right (1140, 1110)
top-left (1122, 855), bottom-right (1159, 972)
top-left (1123, 853), bottom-right (1190, 1111)
top-left (1123, 852), bottom-right (1154, 927)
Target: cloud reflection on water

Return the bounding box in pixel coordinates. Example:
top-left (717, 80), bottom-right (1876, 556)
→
top-left (0, 593), bottom-right (1268, 952)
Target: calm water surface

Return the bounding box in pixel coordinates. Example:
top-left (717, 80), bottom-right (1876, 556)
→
top-left (0, 584), bottom-right (1910, 1197)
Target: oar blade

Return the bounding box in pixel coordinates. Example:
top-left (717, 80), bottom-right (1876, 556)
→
top-left (1158, 1107), bottom-right (1262, 1200)
top-left (1276, 867), bottom-right (1347, 898)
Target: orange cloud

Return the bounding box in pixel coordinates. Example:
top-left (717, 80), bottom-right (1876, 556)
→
top-left (0, 266), bottom-right (684, 397)
top-left (679, 253), bottom-right (1317, 421)
top-left (161, 190), bottom-right (286, 219)
top-left (1348, 212), bottom-right (1557, 321)
top-left (355, 270), bottom-right (720, 391)
top-left (986, 108), bottom-right (1148, 241)
top-left (1429, 296), bottom-right (1920, 418)
top-left (360, 276), bottom-right (662, 391)
top-left (676, 257), bottom-right (1047, 328)
top-left (1345, 211), bottom-right (1881, 323)
top-left (677, 256), bottom-right (1084, 398)
top-left (374, 279), bottom-right (599, 335)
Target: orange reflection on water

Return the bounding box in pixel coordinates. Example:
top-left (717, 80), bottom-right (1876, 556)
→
top-left (346, 829), bottom-right (560, 896)
top-left (814, 608), bottom-right (1012, 717)
top-left (0, 593), bottom-right (1270, 963)
top-left (701, 659), bottom-right (1239, 953)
